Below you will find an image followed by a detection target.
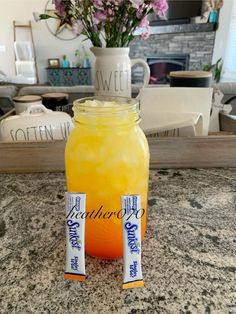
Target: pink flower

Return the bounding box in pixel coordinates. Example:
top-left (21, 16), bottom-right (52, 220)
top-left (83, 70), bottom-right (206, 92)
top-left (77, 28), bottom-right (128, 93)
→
top-left (140, 26), bottom-right (150, 40)
top-left (52, 0), bottom-right (65, 16)
top-left (136, 7), bottom-right (143, 19)
top-left (92, 0), bottom-right (103, 10)
top-left (35, 0), bottom-right (168, 46)
top-left (72, 20), bottom-right (84, 35)
top-left (92, 11), bottom-right (107, 25)
top-left (151, 0), bottom-right (168, 17)
top-left (139, 15), bottom-right (149, 28)
top-left (139, 16), bottom-right (150, 39)
top-left (108, 0), bottom-right (124, 5)
top-left (129, 0), bottom-right (144, 9)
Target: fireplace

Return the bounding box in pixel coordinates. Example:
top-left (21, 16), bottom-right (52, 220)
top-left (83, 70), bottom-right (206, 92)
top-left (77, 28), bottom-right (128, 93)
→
top-left (132, 54), bottom-right (189, 85)
top-left (147, 54), bottom-right (190, 84)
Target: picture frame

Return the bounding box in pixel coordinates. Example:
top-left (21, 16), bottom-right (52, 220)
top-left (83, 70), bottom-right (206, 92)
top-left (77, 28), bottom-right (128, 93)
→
top-left (48, 58), bottom-right (60, 68)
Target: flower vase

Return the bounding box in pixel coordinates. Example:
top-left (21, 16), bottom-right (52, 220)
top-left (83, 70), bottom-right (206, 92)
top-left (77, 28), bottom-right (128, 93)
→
top-left (90, 47), bottom-right (150, 98)
top-left (208, 10), bottom-right (218, 23)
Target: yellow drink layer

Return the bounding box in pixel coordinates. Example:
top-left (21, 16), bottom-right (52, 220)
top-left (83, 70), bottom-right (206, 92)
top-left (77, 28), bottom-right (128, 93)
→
top-left (65, 98), bottom-right (149, 259)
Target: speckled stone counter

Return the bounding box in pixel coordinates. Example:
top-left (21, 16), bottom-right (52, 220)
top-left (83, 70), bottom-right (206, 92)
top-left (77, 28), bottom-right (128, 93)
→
top-left (0, 169), bottom-right (235, 314)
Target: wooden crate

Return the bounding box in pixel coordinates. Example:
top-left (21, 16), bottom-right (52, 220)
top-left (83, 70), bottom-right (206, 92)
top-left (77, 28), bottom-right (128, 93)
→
top-left (1, 135), bottom-right (236, 173)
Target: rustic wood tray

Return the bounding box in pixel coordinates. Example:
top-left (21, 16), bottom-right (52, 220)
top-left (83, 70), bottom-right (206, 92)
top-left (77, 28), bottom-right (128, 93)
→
top-left (219, 111), bottom-right (236, 133)
top-left (1, 135), bottom-right (236, 173)
top-left (1, 109), bottom-right (236, 173)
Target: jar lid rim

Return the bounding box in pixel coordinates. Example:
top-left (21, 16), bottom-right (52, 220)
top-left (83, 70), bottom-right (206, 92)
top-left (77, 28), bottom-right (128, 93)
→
top-left (73, 96), bottom-right (139, 111)
top-left (42, 93), bottom-right (69, 99)
top-left (13, 95), bottom-right (42, 103)
top-left (170, 71), bottom-right (212, 78)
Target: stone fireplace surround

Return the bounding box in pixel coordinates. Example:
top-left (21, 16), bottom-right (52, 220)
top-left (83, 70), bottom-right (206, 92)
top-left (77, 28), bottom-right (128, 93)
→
top-left (130, 23), bottom-right (216, 84)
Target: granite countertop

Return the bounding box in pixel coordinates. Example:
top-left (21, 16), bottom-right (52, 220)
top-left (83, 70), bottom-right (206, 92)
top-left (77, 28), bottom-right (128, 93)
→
top-left (0, 169), bottom-right (235, 313)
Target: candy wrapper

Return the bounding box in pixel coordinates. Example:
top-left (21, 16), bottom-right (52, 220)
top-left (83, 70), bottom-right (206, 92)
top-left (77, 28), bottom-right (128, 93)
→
top-left (121, 195), bottom-right (144, 289)
top-left (64, 192), bottom-right (86, 281)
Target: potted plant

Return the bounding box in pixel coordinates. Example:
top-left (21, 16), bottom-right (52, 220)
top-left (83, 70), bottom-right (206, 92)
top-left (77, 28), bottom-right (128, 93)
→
top-left (33, 0), bottom-right (168, 97)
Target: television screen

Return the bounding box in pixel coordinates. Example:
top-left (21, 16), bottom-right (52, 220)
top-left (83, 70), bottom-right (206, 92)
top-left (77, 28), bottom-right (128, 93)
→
top-left (168, 0), bottom-right (202, 19)
top-left (149, 0), bottom-right (203, 24)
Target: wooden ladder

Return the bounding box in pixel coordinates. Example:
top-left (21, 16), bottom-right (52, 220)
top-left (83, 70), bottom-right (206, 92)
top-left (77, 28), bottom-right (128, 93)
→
top-left (13, 20), bottom-right (39, 83)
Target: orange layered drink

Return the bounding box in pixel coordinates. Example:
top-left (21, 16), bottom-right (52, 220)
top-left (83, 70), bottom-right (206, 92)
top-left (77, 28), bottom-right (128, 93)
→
top-left (65, 97), bottom-right (149, 258)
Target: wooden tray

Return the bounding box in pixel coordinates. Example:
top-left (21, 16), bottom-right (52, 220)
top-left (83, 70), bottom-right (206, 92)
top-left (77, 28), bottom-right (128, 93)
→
top-left (1, 135), bottom-right (236, 173)
top-left (1, 109), bottom-right (236, 173)
top-left (219, 111), bottom-right (236, 133)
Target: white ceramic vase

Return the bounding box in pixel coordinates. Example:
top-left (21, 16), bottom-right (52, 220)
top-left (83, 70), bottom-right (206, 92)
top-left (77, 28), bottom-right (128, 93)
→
top-left (90, 47), bottom-right (150, 97)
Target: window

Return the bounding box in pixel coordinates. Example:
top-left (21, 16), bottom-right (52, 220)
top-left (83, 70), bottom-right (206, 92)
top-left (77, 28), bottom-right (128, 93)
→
top-left (222, 1), bottom-right (236, 81)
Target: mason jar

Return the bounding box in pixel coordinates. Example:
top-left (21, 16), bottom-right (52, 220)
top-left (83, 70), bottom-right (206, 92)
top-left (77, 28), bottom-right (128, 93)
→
top-left (65, 96), bottom-right (149, 259)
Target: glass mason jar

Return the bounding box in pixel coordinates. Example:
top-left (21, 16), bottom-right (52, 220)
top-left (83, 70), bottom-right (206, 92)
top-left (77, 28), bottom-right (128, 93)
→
top-left (65, 96), bottom-right (149, 259)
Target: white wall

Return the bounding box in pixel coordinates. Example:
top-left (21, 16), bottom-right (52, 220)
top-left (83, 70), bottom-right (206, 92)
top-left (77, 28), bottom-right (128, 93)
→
top-left (0, 0), bottom-right (92, 83)
top-left (212, 0), bottom-right (234, 64)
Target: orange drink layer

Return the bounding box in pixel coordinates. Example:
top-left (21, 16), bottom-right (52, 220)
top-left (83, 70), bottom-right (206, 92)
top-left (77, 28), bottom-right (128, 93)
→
top-left (65, 97), bottom-right (149, 259)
